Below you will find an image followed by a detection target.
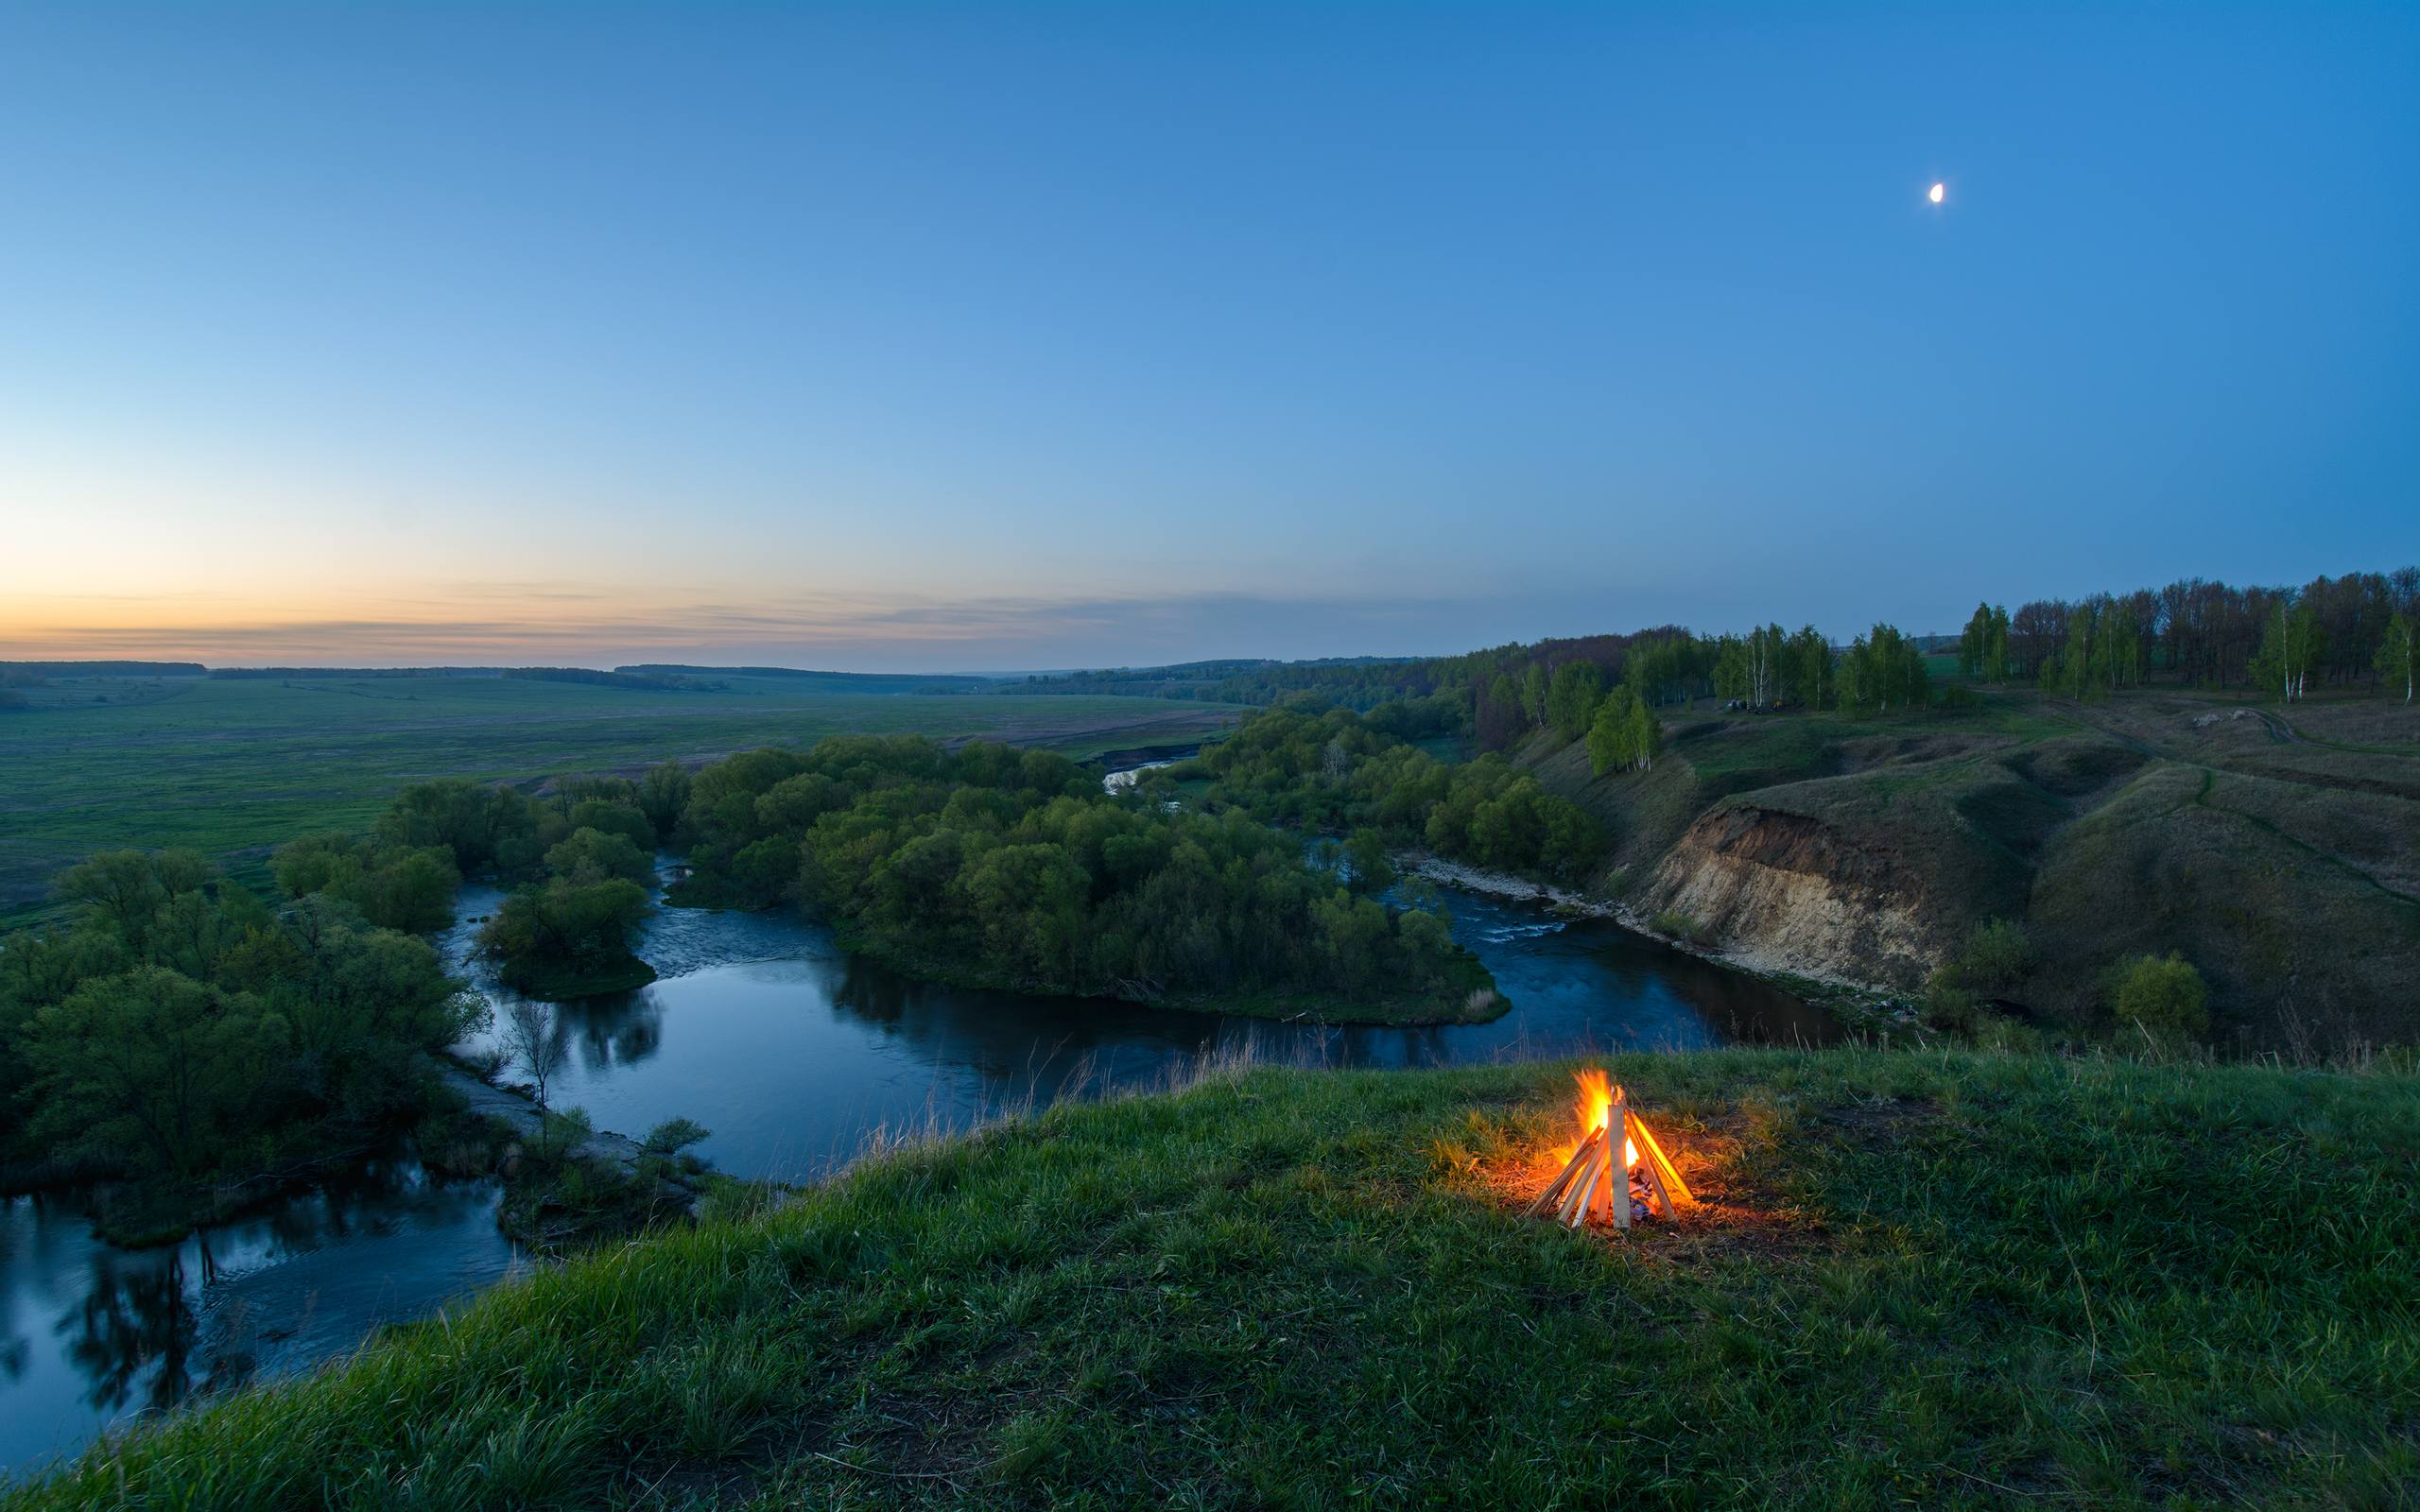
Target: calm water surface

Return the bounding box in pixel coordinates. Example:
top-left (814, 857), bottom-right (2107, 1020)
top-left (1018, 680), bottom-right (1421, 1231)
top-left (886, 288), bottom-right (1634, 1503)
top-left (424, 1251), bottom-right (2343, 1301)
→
top-left (448, 879), bottom-right (1833, 1182)
top-left (3, 838), bottom-right (1828, 1475)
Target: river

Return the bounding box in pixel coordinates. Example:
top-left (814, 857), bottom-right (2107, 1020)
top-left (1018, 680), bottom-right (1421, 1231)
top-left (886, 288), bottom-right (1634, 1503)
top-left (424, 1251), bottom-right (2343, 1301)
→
top-left (0, 811), bottom-right (1829, 1475)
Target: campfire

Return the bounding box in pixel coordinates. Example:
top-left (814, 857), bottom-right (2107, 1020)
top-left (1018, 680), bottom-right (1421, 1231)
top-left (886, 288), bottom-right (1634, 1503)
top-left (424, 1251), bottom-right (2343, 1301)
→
top-left (1525, 1070), bottom-right (1692, 1230)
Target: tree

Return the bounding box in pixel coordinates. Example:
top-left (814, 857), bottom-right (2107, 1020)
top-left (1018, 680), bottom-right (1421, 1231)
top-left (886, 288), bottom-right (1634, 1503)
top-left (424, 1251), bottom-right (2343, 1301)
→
top-left (2248, 598), bottom-right (2320, 702)
top-left (1789, 626), bottom-right (1831, 709)
top-left (374, 779), bottom-right (544, 877)
top-left (499, 998), bottom-right (564, 1110)
top-left (637, 762), bottom-right (694, 839)
top-left (1586, 687), bottom-right (1641, 774)
top-left (478, 877), bottom-right (651, 993)
top-left (1958, 604), bottom-right (1996, 679)
top-left (1342, 829), bottom-right (1395, 896)
top-left (1627, 699), bottom-right (1662, 770)
top-left (544, 827), bottom-right (654, 886)
top-left (2377, 612), bottom-right (2415, 703)
top-left (565, 799), bottom-right (656, 852)
top-left (1476, 674), bottom-right (1527, 749)
top-left (22, 967), bottom-right (289, 1177)
top-left (272, 834), bottom-right (461, 934)
top-left (54, 849), bottom-right (215, 954)
top-left (1746, 623), bottom-right (1786, 709)
top-left (2056, 608), bottom-right (2100, 702)
top-left (1545, 662), bottom-right (1604, 740)
top-left (1519, 662), bottom-right (1549, 729)
top-left (1711, 636), bottom-right (1748, 705)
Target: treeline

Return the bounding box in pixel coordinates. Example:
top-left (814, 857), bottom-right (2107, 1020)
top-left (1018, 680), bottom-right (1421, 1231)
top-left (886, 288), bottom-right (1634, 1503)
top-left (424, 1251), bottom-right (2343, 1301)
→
top-left (2, 661), bottom-right (205, 678)
top-left (1176, 706), bottom-right (1604, 883)
top-left (1476, 624), bottom-right (1933, 759)
top-left (202, 665), bottom-right (729, 690)
top-left (0, 850), bottom-right (481, 1228)
top-left (997, 565), bottom-right (2420, 728)
top-left (209, 666), bottom-right (498, 679)
top-left (1955, 568), bottom-right (2420, 701)
top-left (501, 667), bottom-right (725, 692)
top-left (994, 658), bottom-right (1421, 704)
top-left (666, 736), bottom-right (1492, 1017)
top-left (619, 664), bottom-right (990, 693)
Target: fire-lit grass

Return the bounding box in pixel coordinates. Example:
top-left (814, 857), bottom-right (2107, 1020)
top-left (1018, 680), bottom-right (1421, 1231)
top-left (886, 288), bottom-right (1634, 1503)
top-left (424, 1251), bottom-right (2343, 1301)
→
top-left (9, 1047), bottom-right (2415, 1508)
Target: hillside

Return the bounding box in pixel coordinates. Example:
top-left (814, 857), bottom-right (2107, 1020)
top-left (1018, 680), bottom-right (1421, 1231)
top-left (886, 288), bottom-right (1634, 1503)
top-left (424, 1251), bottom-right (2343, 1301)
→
top-left (1515, 690), bottom-right (2420, 1052)
top-left (11, 1050), bottom-right (2412, 1509)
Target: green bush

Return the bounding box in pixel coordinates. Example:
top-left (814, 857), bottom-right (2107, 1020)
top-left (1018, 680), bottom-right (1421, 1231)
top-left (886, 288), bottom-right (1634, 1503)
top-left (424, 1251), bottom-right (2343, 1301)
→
top-left (1953, 919), bottom-right (2032, 993)
top-left (1650, 910), bottom-right (1715, 947)
top-left (1922, 978), bottom-right (1980, 1032)
top-left (2110, 953), bottom-right (2210, 1040)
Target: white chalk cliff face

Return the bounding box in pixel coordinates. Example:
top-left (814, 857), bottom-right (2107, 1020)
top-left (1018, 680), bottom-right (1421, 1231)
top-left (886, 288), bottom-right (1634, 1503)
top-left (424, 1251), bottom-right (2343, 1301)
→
top-left (1642, 805), bottom-right (1945, 988)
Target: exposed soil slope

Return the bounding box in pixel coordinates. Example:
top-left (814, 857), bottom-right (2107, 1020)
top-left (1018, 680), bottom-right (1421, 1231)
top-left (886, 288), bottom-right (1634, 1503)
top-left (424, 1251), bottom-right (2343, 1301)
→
top-left (1520, 691), bottom-right (2420, 1049)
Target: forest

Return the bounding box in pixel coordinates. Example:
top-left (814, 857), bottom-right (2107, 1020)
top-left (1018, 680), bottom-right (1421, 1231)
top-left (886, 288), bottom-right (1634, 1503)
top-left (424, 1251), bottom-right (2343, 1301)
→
top-left (0, 850), bottom-right (482, 1236)
top-left (999, 567), bottom-right (2420, 725)
top-left (666, 736), bottom-right (1495, 1020)
top-left (1166, 704), bottom-right (1605, 883)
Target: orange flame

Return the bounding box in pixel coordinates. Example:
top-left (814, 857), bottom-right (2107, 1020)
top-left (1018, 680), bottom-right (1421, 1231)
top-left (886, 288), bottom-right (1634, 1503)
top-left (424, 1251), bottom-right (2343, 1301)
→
top-left (1571, 1068), bottom-right (1638, 1168)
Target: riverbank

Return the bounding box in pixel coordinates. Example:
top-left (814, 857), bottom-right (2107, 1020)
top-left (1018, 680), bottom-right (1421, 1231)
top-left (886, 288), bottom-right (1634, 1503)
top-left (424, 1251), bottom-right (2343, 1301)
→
top-left (14, 1046), bottom-right (2411, 1509)
top-left (1406, 853), bottom-right (1921, 1039)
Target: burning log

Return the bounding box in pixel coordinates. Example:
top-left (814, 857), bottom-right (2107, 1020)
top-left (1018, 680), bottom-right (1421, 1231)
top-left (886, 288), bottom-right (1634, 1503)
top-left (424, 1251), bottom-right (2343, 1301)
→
top-left (1529, 1071), bottom-right (1693, 1231)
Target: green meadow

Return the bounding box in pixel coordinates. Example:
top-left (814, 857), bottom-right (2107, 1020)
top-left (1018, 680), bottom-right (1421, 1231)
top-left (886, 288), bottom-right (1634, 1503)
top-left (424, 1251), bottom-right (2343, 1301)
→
top-left (0, 674), bottom-right (1235, 927)
top-left (11, 1047), bottom-right (2411, 1509)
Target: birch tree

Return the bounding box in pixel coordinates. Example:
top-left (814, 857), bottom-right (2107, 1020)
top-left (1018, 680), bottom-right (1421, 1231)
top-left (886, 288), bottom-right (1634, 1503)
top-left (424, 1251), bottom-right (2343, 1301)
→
top-left (2378, 612), bottom-right (2415, 703)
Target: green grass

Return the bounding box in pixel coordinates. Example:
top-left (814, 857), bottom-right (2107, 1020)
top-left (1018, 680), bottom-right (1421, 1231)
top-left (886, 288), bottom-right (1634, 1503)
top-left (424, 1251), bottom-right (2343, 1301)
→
top-left (15, 1048), bottom-right (2413, 1509)
top-left (0, 676), bottom-right (1236, 926)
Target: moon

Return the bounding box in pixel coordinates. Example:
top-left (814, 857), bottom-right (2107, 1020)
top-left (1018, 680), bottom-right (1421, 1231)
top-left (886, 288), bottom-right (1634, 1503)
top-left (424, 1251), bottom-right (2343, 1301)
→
top-left (1927, 181), bottom-right (1945, 204)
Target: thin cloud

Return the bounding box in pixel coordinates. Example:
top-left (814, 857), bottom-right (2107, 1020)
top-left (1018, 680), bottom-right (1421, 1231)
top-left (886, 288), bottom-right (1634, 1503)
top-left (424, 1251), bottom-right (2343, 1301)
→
top-left (0, 588), bottom-right (1508, 670)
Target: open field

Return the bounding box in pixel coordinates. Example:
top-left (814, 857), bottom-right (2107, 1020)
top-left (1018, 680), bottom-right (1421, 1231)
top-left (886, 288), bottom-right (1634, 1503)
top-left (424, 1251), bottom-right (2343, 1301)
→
top-left (0, 675), bottom-right (1237, 927)
top-left (11, 1047), bottom-right (2412, 1509)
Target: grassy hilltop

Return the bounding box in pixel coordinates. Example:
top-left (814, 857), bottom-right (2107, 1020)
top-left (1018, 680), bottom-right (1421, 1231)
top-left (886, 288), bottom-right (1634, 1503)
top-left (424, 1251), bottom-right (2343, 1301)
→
top-left (1513, 688), bottom-right (2420, 1051)
top-left (0, 672), bottom-right (1235, 929)
top-left (12, 1048), bottom-right (2413, 1509)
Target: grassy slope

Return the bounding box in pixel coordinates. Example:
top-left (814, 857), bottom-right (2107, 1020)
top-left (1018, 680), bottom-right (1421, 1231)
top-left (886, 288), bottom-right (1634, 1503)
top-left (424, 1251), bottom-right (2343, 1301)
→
top-left (1516, 689), bottom-right (2420, 1048)
top-left (14, 1050), bottom-right (2413, 1509)
top-left (0, 676), bottom-right (1236, 927)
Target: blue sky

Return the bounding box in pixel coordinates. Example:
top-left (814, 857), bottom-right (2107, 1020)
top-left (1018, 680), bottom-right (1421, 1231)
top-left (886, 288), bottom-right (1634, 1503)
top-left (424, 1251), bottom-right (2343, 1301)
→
top-left (4, 3), bottom-right (2415, 670)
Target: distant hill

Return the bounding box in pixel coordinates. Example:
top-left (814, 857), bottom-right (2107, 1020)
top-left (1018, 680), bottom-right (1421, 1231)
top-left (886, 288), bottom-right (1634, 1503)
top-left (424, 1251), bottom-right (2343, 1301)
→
top-left (208, 666), bottom-right (510, 679)
top-left (617, 664), bottom-right (992, 694)
top-left (1, 660), bottom-right (206, 678)
top-left (1004, 655), bottom-right (1424, 703)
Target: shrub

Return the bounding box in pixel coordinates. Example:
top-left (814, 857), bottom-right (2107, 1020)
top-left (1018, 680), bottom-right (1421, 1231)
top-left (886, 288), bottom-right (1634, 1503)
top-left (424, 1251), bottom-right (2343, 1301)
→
top-left (1922, 978), bottom-right (1980, 1032)
top-left (1954, 919), bottom-right (2032, 993)
top-left (1651, 911), bottom-right (1715, 947)
top-left (2110, 954), bottom-right (2210, 1040)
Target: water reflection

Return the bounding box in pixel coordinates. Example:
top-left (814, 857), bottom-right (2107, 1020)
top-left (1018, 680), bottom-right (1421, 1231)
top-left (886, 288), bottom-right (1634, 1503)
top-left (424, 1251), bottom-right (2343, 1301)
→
top-left (0, 1160), bottom-right (517, 1476)
top-left (452, 877), bottom-right (1833, 1184)
top-left (559, 991), bottom-right (666, 1073)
